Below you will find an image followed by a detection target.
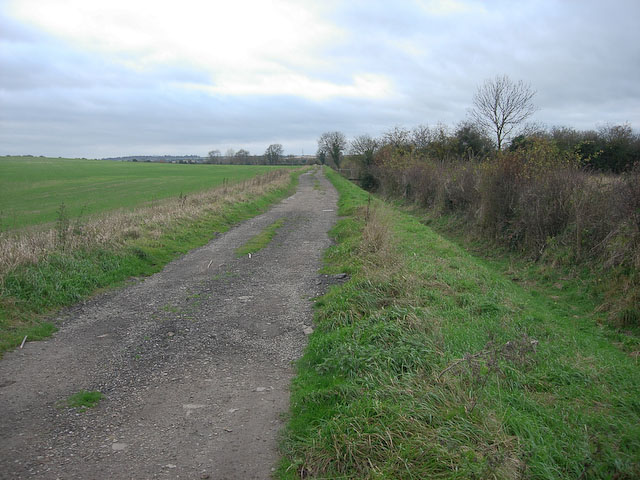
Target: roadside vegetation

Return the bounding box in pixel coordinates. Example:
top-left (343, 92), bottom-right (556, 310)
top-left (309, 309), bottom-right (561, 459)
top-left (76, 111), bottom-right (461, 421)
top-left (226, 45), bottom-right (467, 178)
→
top-left (0, 166), bottom-right (304, 355)
top-left (368, 143), bottom-right (640, 329)
top-left (314, 75), bottom-right (639, 329)
top-left (279, 168), bottom-right (640, 479)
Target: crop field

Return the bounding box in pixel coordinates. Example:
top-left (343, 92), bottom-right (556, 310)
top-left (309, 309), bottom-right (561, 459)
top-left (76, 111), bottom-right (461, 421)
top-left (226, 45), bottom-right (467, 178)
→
top-left (0, 156), bottom-right (284, 230)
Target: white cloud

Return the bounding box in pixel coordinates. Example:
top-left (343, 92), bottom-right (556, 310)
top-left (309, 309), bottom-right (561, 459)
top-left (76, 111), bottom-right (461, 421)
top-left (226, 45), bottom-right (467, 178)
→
top-left (416, 0), bottom-right (486, 16)
top-left (7, 0), bottom-right (390, 100)
top-left (181, 72), bottom-right (393, 101)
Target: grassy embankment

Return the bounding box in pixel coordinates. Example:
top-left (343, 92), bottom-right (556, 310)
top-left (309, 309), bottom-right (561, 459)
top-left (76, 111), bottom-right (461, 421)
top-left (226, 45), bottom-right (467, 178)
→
top-left (369, 152), bottom-right (640, 329)
top-left (0, 158), bottom-right (305, 355)
top-left (279, 168), bottom-right (639, 479)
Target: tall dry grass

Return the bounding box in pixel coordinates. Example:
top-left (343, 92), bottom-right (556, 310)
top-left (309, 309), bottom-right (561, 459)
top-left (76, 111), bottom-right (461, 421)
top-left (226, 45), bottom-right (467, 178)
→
top-left (358, 202), bottom-right (399, 273)
top-left (0, 170), bottom-right (291, 281)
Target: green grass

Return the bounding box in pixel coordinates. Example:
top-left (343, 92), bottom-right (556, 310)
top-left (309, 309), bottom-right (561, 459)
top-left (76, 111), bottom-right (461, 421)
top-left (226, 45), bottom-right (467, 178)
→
top-left (235, 218), bottom-right (286, 257)
top-left (278, 168), bottom-right (640, 479)
top-left (0, 156), bottom-right (286, 230)
top-left (0, 170), bottom-right (304, 356)
top-left (64, 390), bottom-right (104, 410)
top-left (415, 211), bottom-right (640, 350)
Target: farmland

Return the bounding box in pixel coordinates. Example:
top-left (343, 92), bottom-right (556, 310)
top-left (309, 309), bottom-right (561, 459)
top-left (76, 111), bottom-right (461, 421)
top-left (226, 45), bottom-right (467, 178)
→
top-left (0, 156), bottom-right (283, 230)
top-left (0, 161), bottom-right (302, 354)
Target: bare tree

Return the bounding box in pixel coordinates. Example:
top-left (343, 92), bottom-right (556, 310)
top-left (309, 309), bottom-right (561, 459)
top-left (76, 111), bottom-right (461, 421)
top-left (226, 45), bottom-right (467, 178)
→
top-left (471, 74), bottom-right (537, 150)
top-left (234, 149), bottom-right (250, 164)
top-left (411, 124), bottom-right (432, 150)
top-left (349, 134), bottom-right (379, 166)
top-left (264, 144), bottom-right (284, 165)
top-left (382, 126), bottom-right (411, 149)
top-left (318, 131), bottom-right (347, 168)
top-left (207, 149), bottom-right (221, 164)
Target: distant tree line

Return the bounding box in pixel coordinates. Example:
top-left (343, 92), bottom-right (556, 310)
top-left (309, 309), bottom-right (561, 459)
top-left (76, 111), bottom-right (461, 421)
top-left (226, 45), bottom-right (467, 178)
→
top-left (207, 144), bottom-right (311, 165)
top-left (104, 155), bottom-right (204, 163)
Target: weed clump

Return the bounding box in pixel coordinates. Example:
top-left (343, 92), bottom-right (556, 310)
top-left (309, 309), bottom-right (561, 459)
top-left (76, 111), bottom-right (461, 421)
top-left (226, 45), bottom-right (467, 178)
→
top-left (64, 390), bottom-right (104, 410)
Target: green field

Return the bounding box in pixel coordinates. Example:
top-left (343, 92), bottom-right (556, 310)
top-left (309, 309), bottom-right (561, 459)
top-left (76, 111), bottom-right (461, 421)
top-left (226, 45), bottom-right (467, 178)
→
top-left (0, 156), bottom-right (283, 230)
top-left (0, 165), bottom-right (302, 354)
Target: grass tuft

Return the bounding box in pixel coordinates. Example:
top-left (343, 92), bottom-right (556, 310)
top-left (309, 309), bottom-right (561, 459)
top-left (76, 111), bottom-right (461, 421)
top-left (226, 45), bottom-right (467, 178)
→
top-left (64, 390), bottom-right (104, 410)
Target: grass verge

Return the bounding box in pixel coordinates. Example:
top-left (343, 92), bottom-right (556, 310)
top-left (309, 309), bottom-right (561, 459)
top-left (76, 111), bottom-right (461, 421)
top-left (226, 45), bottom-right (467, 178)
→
top-left (278, 168), bottom-right (640, 479)
top-left (0, 169), bottom-right (305, 356)
top-left (235, 217), bottom-right (286, 257)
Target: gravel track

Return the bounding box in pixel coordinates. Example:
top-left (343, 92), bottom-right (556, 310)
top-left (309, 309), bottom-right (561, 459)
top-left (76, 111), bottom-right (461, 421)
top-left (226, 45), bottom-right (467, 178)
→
top-left (0, 167), bottom-right (338, 479)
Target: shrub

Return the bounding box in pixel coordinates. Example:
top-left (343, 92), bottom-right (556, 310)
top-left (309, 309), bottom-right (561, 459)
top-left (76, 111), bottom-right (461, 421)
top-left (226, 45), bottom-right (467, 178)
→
top-left (477, 153), bottom-right (523, 243)
top-left (516, 168), bottom-right (580, 254)
top-left (436, 161), bottom-right (479, 214)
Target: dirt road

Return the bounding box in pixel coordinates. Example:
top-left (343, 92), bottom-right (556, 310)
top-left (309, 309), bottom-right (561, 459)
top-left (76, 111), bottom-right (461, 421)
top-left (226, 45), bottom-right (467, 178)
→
top-left (0, 168), bottom-right (338, 479)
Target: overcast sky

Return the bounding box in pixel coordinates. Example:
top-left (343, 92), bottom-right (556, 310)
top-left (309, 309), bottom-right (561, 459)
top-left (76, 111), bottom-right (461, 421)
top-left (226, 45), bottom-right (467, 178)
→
top-left (1, 0), bottom-right (639, 158)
